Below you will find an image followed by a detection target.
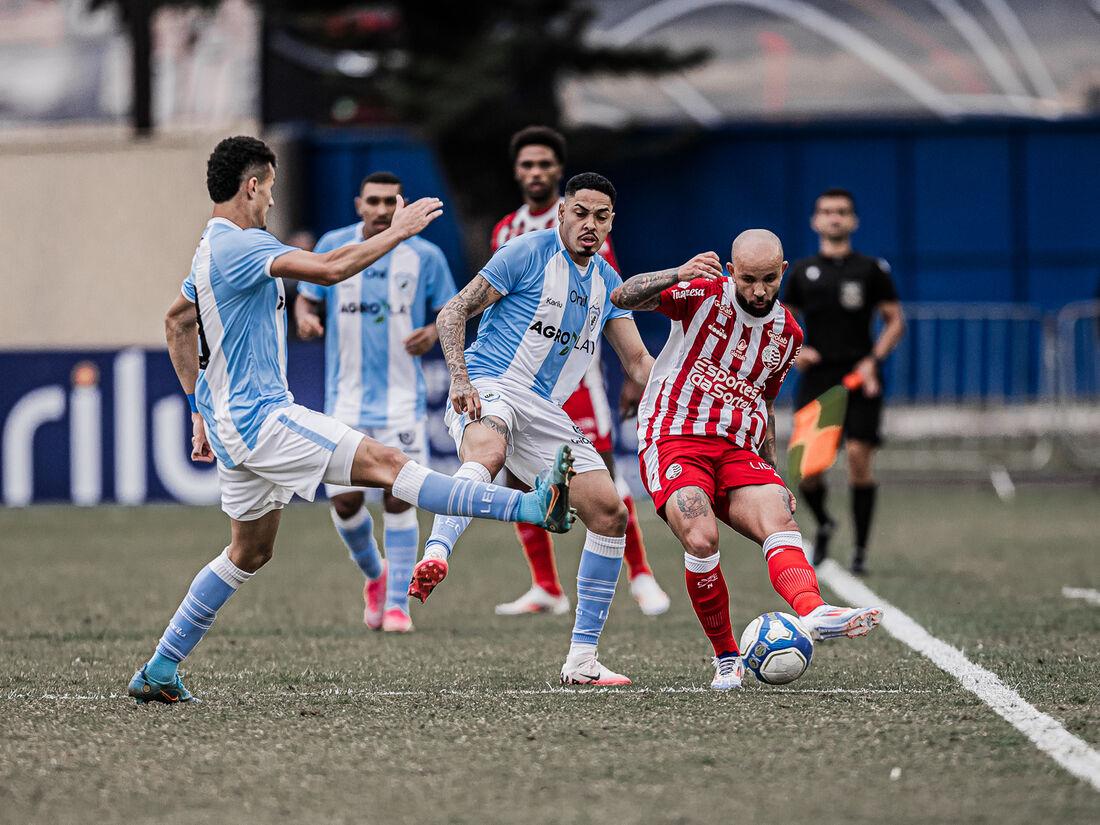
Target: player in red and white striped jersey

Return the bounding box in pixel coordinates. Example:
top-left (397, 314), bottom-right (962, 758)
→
top-left (612, 230), bottom-right (882, 690)
top-left (491, 125), bottom-right (669, 618)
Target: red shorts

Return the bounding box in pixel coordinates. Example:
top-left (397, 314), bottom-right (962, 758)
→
top-left (562, 382), bottom-right (613, 453)
top-left (639, 435), bottom-right (785, 519)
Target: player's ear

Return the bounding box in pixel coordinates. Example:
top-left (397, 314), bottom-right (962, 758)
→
top-left (781, 260), bottom-right (789, 275)
top-left (725, 261), bottom-right (735, 277)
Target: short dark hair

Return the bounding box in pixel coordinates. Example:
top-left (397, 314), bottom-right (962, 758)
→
top-left (206, 136), bottom-right (277, 204)
top-left (509, 125), bottom-right (567, 165)
top-left (360, 171), bottom-right (403, 193)
top-left (816, 186), bottom-right (857, 214)
top-left (564, 172), bottom-right (616, 207)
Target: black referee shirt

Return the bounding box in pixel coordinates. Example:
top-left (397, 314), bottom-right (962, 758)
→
top-left (782, 251), bottom-right (898, 367)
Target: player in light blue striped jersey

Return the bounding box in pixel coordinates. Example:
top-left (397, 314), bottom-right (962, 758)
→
top-left (295, 171), bottom-right (457, 633)
top-left (407, 172), bottom-right (658, 685)
top-left (128, 136), bottom-right (575, 704)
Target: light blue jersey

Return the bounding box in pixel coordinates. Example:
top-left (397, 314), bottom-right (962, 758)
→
top-left (466, 228), bottom-right (631, 405)
top-left (181, 218), bottom-right (299, 468)
top-left (298, 223), bottom-right (457, 427)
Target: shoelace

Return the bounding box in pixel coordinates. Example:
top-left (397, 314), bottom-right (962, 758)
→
top-left (714, 657), bottom-right (741, 676)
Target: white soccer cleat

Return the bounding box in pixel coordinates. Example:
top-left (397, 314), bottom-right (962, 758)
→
top-left (711, 655), bottom-right (744, 690)
top-left (630, 573), bottom-right (671, 616)
top-left (494, 585), bottom-right (571, 616)
top-left (560, 655), bottom-right (632, 686)
top-left (798, 603), bottom-right (883, 641)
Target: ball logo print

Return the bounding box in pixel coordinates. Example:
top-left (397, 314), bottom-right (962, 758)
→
top-left (739, 612), bottom-right (814, 685)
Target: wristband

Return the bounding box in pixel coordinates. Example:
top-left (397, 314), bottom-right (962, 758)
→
top-left (186, 393), bottom-right (198, 413)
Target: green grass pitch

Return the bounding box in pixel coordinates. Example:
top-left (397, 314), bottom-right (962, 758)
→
top-left (1, 485), bottom-right (1098, 824)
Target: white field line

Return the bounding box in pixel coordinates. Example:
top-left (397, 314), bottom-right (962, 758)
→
top-left (818, 560), bottom-right (1100, 792)
top-left (1, 686), bottom-right (936, 702)
top-left (1062, 586), bottom-right (1100, 606)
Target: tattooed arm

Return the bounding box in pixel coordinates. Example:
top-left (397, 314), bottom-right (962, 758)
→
top-left (762, 398), bottom-right (797, 514)
top-left (436, 275), bottom-right (504, 419)
top-left (610, 251), bottom-right (723, 311)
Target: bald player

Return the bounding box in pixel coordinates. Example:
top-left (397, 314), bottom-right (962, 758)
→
top-left (611, 230), bottom-right (884, 690)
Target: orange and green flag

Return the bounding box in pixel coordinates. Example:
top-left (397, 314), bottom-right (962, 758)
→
top-left (787, 372), bottom-right (862, 485)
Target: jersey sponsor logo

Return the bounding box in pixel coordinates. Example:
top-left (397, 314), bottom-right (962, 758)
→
top-left (569, 289), bottom-right (588, 307)
top-left (766, 329), bottom-right (789, 348)
top-left (749, 460), bottom-right (774, 473)
top-left (806, 265), bottom-right (821, 281)
top-left (545, 296), bottom-right (564, 308)
top-left (707, 323), bottom-right (728, 340)
top-left (362, 268), bottom-right (386, 279)
top-left (735, 339), bottom-right (748, 354)
top-left (398, 430), bottom-right (415, 446)
top-left (760, 344), bottom-right (782, 370)
top-left (672, 287), bottom-right (705, 299)
top-left (276, 294), bottom-right (285, 311)
top-left (666, 463), bottom-right (683, 480)
top-left (340, 300), bottom-right (390, 315)
top-left (528, 320), bottom-right (597, 356)
top-left (685, 358), bottom-right (764, 410)
top-left (839, 280), bottom-right (865, 309)
top-left (716, 300), bottom-right (733, 318)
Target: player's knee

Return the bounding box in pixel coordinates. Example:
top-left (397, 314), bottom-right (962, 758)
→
top-left (228, 541), bottom-right (274, 573)
top-left (682, 525), bottom-right (719, 558)
top-left (585, 497), bottom-right (628, 536)
top-left (331, 494), bottom-right (363, 520)
top-left (383, 492), bottom-right (411, 514)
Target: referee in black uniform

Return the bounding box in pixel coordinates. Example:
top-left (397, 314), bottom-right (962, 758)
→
top-left (782, 187), bottom-right (906, 574)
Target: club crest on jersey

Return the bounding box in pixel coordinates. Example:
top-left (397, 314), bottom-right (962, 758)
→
top-left (666, 463), bottom-right (683, 480)
top-left (840, 280), bottom-right (865, 310)
top-left (588, 304), bottom-right (601, 330)
top-left (760, 344), bottom-right (782, 369)
top-left (806, 265), bottom-right (821, 281)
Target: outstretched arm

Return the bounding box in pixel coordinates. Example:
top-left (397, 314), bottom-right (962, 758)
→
top-left (610, 252), bottom-right (723, 311)
top-left (272, 196), bottom-right (444, 285)
top-left (603, 317), bottom-right (654, 388)
top-left (436, 275), bottom-right (504, 418)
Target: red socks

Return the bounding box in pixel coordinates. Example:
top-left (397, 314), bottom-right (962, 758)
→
top-left (685, 553), bottom-right (737, 656)
top-left (622, 495), bottom-right (653, 580)
top-left (514, 523), bottom-right (563, 597)
top-left (764, 531), bottom-right (824, 616)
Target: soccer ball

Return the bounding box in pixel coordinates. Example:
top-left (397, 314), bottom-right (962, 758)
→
top-left (739, 611), bottom-right (814, 685)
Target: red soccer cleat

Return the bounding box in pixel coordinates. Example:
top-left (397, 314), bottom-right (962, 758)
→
top-left (407, 558), bottom-right (448, 603)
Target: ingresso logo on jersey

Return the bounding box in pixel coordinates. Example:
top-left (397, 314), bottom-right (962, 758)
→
top-left (527, 320), bottom-right (596, 356)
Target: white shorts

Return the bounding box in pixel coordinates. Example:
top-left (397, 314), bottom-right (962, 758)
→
top-left (444, 377), bottom-right (606, 487)
top-left (324, 419), bottom-right (429, 498)
top-left (218, 404), bottom-right (363, 521)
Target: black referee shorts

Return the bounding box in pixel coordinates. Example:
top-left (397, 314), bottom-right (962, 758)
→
top-left (795, 363), bottom-right (884, 447)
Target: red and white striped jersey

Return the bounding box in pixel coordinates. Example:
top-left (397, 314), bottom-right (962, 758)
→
top-left (637, 278), bottom-right (802, 454)
top-left (491, 197), bottom-right (620, 271)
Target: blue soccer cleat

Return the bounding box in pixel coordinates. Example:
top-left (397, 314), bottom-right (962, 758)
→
top-left (519, 444), bottom-right (576, 534)
top-left (128, 666), bottom-right (200, 704)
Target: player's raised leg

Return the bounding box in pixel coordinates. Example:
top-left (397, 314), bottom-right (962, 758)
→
top-left (559, 469), bottom-right (632, 686)
top-left (129, 510), bottom-right (278, 703)
top-left (722, 483), bottom-right (882, 641)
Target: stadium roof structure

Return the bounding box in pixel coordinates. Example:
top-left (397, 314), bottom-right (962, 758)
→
top-left (565, 0), bottom-right (1100, 127)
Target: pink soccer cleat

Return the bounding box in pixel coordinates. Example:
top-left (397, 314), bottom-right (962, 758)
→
top-left (381, 607), bottom-right (414, 633)
top-left (363, 560), bottom-right (387, 630)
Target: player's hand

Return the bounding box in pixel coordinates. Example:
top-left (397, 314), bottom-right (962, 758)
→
top-left (390, 195), bottom-right (444, 240)
top-left (678, 251), bottom-right (723, 282)
top-left (191, 414), bottom-right (214, 463)
top-left (297, 312), bottom-right (324, 339)
top-left (856, 356), bottom-right (882, 397)
top-left (794, 346), bottom-right (822, 371)
top-left (404, 324), bottom-right (438, 355)
top-left (450, 375), bottom-right (481, 419)
top-left (619, 376), bottom-right (645, 419)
